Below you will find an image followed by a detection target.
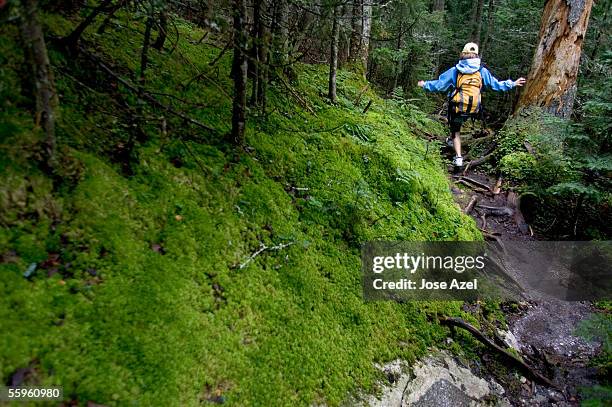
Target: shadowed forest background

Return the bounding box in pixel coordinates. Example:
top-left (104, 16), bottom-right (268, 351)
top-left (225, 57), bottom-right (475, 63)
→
top-left (0, 0), bottom-right (610, 405)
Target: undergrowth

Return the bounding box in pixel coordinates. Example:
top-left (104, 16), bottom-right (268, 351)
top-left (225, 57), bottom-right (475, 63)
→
top-left (0, 12), bottom-right (481, 406)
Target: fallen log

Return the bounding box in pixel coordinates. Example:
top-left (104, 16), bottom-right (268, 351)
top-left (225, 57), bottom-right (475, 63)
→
top-left (453, 175), bottom-right (491, 191)
top-left (439, 317), bottom-right (557, 389)
top-left (469, 150), bottom-right (495, 168)
top-left (476, 204), bottom-right (514, 217)
top-left (455, 179), bottom-right (489, 193)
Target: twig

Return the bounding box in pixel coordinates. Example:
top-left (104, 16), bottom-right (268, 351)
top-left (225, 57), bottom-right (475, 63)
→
top-left (81, 47), bottom-right (217, 133)
top-left (238, 242), bottom-right (295, 270)
top-left (362, 100), bottom-right (373, 114)
top-left (276, 74), bottom-right (315, 114)
top-left (208, 38), bottom-right (232, 66)
top-left (439, 317), bottom-right (557, 389)
top-left (354, 84), bottom-right (369, 106)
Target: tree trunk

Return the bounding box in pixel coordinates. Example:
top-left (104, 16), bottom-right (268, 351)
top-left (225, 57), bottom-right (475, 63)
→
top-left (271, 0), bottom-right (289, 66)
top-left (360, 1), bottom-right (372, 68)
top-left (348, 0), bottom-right (371, 73)
top-left (328, 5), bottom-right (340, 102)
top-left (480, 0), bottom-right (495, 59)
top-left (349, 0), bottom-right (362, 62)
top-left (471, 0), bottom-right (485, 43)
top-left (152, 11), bottom-right (168, 50)
top-left (250, 0), bottom-right (262, 105)
top-left (433, 0), bottom-right (445, 12)
top-left (139, 17), bottom-right (153, 86)
top-left (19, 0), bottom-right (58, 170)
top-left (62, 0), bottom-right (113, 47)
top-left (231, 0), bottom-right (248, 146)
top-left (515, 0), bottom-right (594, 118)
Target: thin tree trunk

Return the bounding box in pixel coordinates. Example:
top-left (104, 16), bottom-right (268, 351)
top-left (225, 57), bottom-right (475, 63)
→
top-left (140, 17), bottom-right (153, 86)
top-left (480, 0), bottom-right (495, 59)
top-left (231, 0), bottom-right (248, 146)
top-left (391, 29), bottom-right (402, 93)
top-left (471, 0), bottom-right (485, 43)
top-left (19, 0), bottom-right (58, 170)
top-left (328, 5), bottom-right (340, 102)
top-left (152, 11), bottom-right (168, 50)
top-left (62, 0), bottom-right (113, 47)
top-left (515, 0), bottom-right (594, 118)
top-left (97, 1), bottom-right (124, 35)
top-left (250, 0), bottom-right (262, 105)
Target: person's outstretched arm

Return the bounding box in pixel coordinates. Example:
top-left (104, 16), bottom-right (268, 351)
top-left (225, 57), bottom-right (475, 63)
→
top-left (481, 67), bottom-right (526, 91)
top-left (417, 67), bottom-right (456, 92)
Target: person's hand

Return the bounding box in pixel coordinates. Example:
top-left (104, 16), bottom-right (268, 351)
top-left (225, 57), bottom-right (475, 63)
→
top-left (418, 80), bottom-right (425, 88)
top-left (514, 77), bottom-right (526, 87)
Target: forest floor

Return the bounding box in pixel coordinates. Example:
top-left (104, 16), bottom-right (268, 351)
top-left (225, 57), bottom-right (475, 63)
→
top-left (439, 139), bottom-right (606, 406)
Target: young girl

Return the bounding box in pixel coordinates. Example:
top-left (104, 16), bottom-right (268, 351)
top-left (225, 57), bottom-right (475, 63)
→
top-left (418, 43), bottom-right (526, 167)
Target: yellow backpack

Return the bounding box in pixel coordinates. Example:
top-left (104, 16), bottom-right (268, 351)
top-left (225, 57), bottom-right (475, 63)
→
top-left (450, 71), bottom-right (482, 115)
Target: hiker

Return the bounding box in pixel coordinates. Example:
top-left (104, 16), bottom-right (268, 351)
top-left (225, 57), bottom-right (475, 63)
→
top-left (418, 43), bottom-right (526, 167)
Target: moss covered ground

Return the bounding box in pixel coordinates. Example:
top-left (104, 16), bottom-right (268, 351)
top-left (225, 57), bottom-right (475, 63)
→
top-left (0, 13), bottom-right (482, 406)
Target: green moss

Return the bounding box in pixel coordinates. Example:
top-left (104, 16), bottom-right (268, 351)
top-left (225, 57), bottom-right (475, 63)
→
top-left (0, 12), bottom-right (481, 406)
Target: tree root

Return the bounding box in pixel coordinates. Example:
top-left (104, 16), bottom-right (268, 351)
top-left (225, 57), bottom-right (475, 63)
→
top-left (439, 317), bottom-right (558, 389)
top-left (464, 195), bottom-right (479, 214)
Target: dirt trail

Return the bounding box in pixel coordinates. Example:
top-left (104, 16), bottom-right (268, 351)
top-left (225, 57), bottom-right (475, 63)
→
top-left (446, 148), bottom-right (604, 406)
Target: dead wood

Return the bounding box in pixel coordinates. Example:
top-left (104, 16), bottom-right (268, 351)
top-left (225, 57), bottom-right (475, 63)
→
top-left (439, 317), bottom-right (557, 389)
top-left (476, 204), bottom-right (514, 217)
top-left (464, 195), bottom-right (479, 214)
top-left (81, 47), bottom-right (217, 133)
top-left (492, 177), bottom-right (503, 194)
top-left (453, 175), bottom-right (491, 191)
top-left (508, 192), bottom-right (530, 234)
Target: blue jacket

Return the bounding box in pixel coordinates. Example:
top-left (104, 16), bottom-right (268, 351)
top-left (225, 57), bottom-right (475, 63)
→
top-left (423, 58), bottom-right (516, 93)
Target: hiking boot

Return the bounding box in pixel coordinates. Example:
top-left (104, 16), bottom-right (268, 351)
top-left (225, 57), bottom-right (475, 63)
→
top-left (445, 137), bottom-right (454, 148)
top-left (453, 156), bottom-right (463, 167)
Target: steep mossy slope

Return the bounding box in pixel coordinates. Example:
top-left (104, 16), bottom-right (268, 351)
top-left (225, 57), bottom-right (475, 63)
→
top-left (0, 14), bottom-right (480, 406)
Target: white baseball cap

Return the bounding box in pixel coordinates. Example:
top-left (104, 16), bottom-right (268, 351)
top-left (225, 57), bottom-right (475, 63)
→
top-left (462, 42), bottom-right (479, 55)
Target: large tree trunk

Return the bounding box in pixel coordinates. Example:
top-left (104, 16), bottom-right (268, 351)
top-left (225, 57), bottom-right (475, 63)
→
top-left (328, 5), bottom-right (340, 102)
top-left (515, 0), bottom-right (594, 118)
top-left (348, 0), bottom-right (371, 73)
top-left (19, 0), bottom-right (58, 170)
top-left (231, 0), bottom-right (248, 146)
top-left (349, 0), bottom-right (362, 63)
top-left (433, 0), bottom-right (445, 12)
top-left (361, 1), bottom-right (372, 67)
top-left (271, 0), bottom-right (289, 69)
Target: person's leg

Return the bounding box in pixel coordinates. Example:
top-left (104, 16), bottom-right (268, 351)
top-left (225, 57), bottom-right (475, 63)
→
top-left (453, 131), bottom-right (461, 158)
